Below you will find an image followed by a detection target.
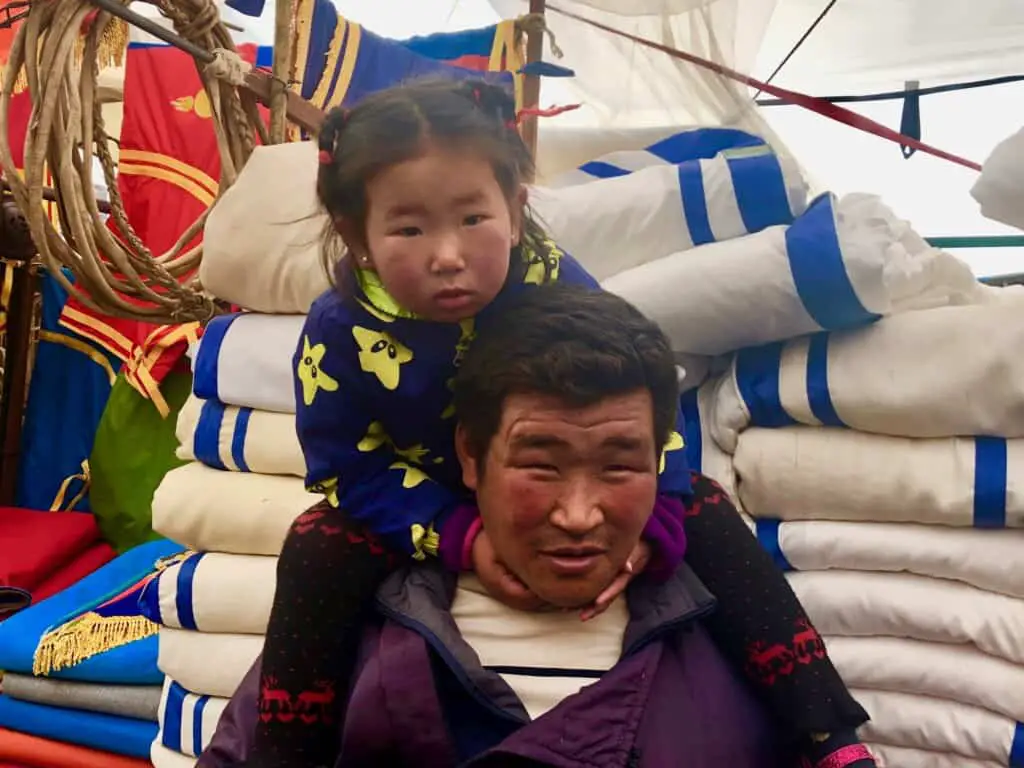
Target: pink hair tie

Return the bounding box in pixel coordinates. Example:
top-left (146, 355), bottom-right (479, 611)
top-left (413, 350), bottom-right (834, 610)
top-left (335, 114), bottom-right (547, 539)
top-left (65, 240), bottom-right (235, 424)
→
top-left (460, 517), bottom-right (484, 571)
top-left (318, 149), bottom-right (333, 165)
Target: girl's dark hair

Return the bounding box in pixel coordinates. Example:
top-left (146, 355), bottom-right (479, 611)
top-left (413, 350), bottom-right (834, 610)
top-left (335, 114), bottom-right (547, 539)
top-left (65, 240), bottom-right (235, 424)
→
top-left (316, 76), bottom-right (554, 299)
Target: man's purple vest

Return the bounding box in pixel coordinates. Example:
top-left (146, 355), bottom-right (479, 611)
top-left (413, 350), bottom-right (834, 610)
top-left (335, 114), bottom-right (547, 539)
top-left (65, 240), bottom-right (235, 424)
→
top-left (200, 565), bottom-right (797, 767)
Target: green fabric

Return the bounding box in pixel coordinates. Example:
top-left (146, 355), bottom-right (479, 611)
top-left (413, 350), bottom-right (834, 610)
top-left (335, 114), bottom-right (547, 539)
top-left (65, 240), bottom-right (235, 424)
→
top-left (89, 371), bottom-right (192, 552)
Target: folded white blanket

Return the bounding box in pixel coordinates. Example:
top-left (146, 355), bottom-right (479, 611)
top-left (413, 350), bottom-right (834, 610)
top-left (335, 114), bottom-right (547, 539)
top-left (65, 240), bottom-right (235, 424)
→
top-left (176, 394), bottom-right (305, 477)
top-left (754, 519), bottom-right (1024, 599)
top-left (158, 627), bottom-right (263, 700)
top-left (191, 313), bottom-right (304, 413)
top-left (679, 379), bottom-right (739, 503)
top-left (854, 688), bottom-right (1024, 766)
top-left (710, 302), bottom-right (1024, 450)
top-left (153, 462), bottom-right (320, 556)
top-left (866, 743), bottom-right (1004, 768)
top-left (601, 193), bottom-right (977, 356)
top-left (971, 125), bottom-right (1024, 231)
top-left (825, 635), bottom-right (1024, 723)
top-left (735, 427), bottom-right (1024, 528)
top-left (531, 147), bottom-right (806, 281)
top-left (157, 677), bottom-right (230, 759)
top-left (151, 742), bottom-right (198, 768)
top-left (788, 570), bottom-right (1024, 664)
top-left (141, 551), bottom-right (276, 635)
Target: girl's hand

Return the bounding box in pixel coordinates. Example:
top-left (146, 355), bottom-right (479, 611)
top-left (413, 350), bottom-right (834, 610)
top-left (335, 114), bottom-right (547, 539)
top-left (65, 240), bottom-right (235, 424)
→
top-left (471, 529), bottom-right (547, 611)
top-left (580, 541), bottom-right (651, 622)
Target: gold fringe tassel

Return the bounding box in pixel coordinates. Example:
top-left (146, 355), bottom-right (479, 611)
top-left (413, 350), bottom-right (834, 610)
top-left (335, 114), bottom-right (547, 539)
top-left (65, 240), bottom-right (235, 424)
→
top-left (2, 17), bottom-right (128, 95)
top-left (33, 612), bottom-right (158, 676)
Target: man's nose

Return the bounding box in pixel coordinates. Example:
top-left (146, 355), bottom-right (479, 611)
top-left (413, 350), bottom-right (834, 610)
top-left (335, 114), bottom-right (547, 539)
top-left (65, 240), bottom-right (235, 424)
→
top-left (430, 233), bottom-right (466, 274)
top-left (549, 479), bottom-right (604, 535)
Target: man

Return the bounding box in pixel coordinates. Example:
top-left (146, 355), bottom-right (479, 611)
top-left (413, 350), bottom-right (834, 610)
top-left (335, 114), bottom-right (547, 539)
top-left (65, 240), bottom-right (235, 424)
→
top-left (200, 285), bottom-right (851, 767)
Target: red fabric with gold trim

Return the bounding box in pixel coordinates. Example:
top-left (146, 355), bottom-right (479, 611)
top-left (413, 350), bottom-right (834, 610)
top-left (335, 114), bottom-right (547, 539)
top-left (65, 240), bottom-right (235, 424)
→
top-left (59, 44), bottom-right (262, 415)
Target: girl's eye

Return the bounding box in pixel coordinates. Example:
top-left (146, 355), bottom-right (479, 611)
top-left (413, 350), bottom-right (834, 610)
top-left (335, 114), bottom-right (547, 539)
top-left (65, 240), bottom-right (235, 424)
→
top-left (464, 214), bottom-right (487, 226)
top-left (392, 226), bottom-right (422, 237)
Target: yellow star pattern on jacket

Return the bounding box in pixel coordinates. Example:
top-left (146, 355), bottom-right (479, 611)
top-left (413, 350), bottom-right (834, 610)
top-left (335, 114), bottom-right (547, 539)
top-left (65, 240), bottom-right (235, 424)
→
top-left (390, 461), bottom-right (429, 489)
top-left (352, 326), bottom-right (413, 390)
top-left (410, 522), bottom-right (440, 561)
top-left (358, 421), bottom-right (439, 466)
top-left (296, 336), bottom-right (340, 406)
top-left (659, 431), bottom-right (684, 474)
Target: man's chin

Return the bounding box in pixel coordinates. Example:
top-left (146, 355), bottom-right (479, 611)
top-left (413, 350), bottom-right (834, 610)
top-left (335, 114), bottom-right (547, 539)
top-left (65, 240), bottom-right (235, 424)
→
top-left (523, 568), bottom-right (619, 610)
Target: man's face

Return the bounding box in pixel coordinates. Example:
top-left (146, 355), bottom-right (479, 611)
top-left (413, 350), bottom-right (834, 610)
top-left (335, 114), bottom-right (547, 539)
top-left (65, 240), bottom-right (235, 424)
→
top-left (457, 390), bottom-right (659, 608)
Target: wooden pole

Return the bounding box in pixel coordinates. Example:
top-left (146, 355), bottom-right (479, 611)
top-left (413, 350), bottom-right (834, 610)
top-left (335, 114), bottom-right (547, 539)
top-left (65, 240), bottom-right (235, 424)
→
top-left (520, 0), bottom-right (546, 171)
top-left (0, 258), bottom-right (36, 506)
top-left (269, 0), bottom-right (296, 143)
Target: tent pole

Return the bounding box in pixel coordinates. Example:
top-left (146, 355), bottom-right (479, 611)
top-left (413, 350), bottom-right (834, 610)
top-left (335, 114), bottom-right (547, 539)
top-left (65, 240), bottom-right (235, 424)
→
top-left (269, 0), bottom-right (296, 143)
top-left (521, 0), bottom-right (545, 175)
top-left (0, 256), bottom-right (36, 507)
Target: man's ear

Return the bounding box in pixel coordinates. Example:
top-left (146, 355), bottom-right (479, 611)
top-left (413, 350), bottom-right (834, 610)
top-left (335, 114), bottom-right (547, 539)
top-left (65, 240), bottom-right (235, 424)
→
top-left (454, 424), bottom-right (480, 492)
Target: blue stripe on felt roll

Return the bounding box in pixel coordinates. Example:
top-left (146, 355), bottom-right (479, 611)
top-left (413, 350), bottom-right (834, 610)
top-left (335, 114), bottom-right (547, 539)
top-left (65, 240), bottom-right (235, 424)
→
top-left (647, 128), bottom-right (765, 165)
top-left (755, 520), bottom-right (794, 572)
top-left (805, 333), bottom-right (845, 427)
top-left (192, 314), bottom-right (241, 402)
top-left (677, 162), bottom-right (715, 246)
top-left (192, 694), bottom-right (209, 756)
top-left (173, 553), bottom-right (204, 631)
top-left (577, 160), bottom-right (630, 179)
top-left (679, 389), bottom-right (703, 473)
top-left (231, 407), bottom-right (254, 472)
top-left (1010, 721), bottom-right (1024, 767)
top-left (162, 680), bottom-right (184, 753)
top-left (785, 195), bottom-right (881, 331)
top-left (728, 151), bottom-right (795, 233)
top-left (735, 342), bottom-right (797, 428)
top-left (973, 437), bottom-right (1008, 529)
top-left (194, 399), bottom-right (228, 470)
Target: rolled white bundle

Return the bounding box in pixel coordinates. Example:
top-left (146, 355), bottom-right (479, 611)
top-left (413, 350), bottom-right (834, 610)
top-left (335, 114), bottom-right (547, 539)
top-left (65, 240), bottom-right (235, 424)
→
top-left (853, 689), bottom-right (1023, 766)
top-left (157, 627), bottom-right (262, 700)
top-left (151, 742), bottom-right (197, 768)
top-left (531, 146), bottom-right (807, 281)
top-left (710, 302), bottom-right (1024, 452)
top-left (176, 394), bottom-right (305, 477)
top-left (752, 519), bottom-right (1024, 599)
top-left (735, 427), bottom-right (1024, 528)
top-left (788, 569), bottom-right (1024, 664)
top-left (824, 635), bottom-right (1024, 723)
top-left (140, 552), bottom-right (276, 635)
top-left (190, 313), bottom-right (304, 414)
top-left (152, 462), bottom-right (320, 556)
top-left (971, 125), bottom-right (1024, 231)
top-left (602, 193), bottom-right (977, 356)
top-left (156, 678), bottom-right (229, 759)
top-left (866, 743), bottom-right (1003, 768)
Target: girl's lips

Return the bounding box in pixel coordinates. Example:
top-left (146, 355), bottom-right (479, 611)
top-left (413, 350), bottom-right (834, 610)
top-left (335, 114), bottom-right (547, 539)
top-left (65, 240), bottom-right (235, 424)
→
top-left (433, 289), bottom-right (474, 311)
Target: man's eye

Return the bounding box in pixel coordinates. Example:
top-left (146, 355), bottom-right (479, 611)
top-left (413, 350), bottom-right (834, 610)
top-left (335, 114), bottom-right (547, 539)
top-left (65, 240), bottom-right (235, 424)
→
top-left (523, 463), bottom-right (558, 473)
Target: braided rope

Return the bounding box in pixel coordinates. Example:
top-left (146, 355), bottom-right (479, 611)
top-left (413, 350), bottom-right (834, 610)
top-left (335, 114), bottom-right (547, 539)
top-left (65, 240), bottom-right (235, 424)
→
top-left (0, 0), bottom-right (263, 324)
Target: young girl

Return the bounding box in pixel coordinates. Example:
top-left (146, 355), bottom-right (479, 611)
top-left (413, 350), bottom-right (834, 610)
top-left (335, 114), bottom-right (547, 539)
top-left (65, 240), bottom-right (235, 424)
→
top-left (251, 77), bottom-right (873, 767)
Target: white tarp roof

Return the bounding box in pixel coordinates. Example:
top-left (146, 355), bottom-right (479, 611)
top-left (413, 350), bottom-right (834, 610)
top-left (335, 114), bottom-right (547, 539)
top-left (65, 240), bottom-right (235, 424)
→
top-left (128, 0), bottom-right (1024, 276)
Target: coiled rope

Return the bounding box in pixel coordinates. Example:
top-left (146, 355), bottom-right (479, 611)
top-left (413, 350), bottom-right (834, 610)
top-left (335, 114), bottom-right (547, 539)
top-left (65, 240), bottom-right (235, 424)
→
top-left (0, 0), bottom-right (268, 323)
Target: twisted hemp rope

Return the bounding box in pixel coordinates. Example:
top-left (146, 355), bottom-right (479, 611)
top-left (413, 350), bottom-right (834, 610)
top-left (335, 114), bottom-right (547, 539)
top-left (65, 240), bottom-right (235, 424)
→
top-left (0, 0), bottom-right (269, 324)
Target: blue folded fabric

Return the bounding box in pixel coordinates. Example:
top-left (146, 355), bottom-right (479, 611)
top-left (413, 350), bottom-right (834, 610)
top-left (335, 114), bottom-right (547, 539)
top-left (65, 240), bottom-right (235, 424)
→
top-left (0, 538), bottom-right (184, 684)
top-left (0, 694), bottom-right (157, 757)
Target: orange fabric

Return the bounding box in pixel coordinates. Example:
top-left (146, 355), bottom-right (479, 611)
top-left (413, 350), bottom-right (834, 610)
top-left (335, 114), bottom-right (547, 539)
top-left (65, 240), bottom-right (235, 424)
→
top-left (58, 43), bottom-right (260, 414)
top-left (0, 729), bottom-right (149, 768)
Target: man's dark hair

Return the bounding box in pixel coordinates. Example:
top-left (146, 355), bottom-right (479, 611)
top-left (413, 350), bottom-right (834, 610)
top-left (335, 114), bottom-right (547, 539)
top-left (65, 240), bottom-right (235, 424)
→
top-left (453, 284), bottom-right (679, 464)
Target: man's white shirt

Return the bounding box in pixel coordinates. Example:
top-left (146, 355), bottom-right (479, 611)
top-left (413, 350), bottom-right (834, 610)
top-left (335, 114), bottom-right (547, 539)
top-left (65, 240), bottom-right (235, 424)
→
top-left (451, 574), bottom-right (629, 719)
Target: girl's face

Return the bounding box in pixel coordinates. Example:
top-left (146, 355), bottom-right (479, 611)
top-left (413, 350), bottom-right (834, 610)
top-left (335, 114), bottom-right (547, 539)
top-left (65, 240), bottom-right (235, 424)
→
top-left (351, 143), bottom-right (524, 323)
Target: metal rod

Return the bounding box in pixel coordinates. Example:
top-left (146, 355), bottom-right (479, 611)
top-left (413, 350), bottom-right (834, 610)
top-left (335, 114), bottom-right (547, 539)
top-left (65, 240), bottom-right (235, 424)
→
top-left (86, 0), bottom-right (214, 62)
